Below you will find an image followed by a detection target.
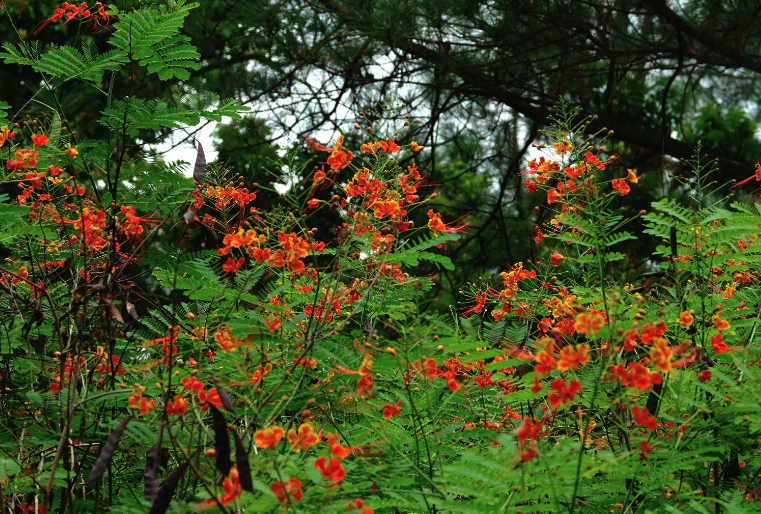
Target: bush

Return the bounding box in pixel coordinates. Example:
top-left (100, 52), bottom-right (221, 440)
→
top-left (0, 3), bottom-right (760, 513)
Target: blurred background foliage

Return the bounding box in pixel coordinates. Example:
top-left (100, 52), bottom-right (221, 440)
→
top-left (4, 0), bottom-right (761, 309)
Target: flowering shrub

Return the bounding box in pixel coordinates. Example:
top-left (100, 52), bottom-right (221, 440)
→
top-left (0, 3), bottom-right (760, 514)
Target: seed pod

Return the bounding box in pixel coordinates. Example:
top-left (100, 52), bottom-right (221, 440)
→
top-left (193, 142), bottom-right (206, 185)
top-left (143, 444), bottom-right (160, 501)
top-left (210, 405), bottom-right (231, 476)
top-left (214, 383), bottom-right (235, 413)
top-left (233, 432), bottom-right (253, 492)
top-left (148, 462), bottom-right (188, 514)
top-left (88, 418), bottom-right (129, 482)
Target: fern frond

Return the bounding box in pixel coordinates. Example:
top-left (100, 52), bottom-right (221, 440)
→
top-left (34, 46), bottom-right (128, 83)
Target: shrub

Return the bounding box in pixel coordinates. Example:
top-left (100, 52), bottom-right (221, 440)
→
top-left (0, 3), bottom-right (760, 514)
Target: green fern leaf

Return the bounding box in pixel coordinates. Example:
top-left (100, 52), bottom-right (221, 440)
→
top-left (34, 46), bottom-right (128, 83)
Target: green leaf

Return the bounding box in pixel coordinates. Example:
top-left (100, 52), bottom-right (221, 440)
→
top-left (0, 42), bottom-right (36, 66)
top-left (0, 203), bottom-right (30, 221)
top-left (0, 100), bottom-right (9, 126)
top-left (417, 251), bottom-right (455, 270)
top-left (34, 46), bottom-right (128, 83)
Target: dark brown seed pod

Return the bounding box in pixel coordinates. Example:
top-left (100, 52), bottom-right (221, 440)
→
top-left (143, 444), bottom-right (160, 501)
top-left (193, 142), bottom-right (206, 185)
top-left (88, 418), bottom-right (129, 482)
top-left (215, 383), bottom-right (235, 413)
top-left (233, 432), bottom-right (253, 492)
top-left (148, 462), bottom-right (188, 514)
top-left (210, 405), bottom-right (231, 476)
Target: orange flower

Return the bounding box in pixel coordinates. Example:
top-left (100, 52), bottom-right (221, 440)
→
top-left (181, 376), bottom-right (204, 393)
top-left (198, 388), bottom-right (223, 411)
top-left (166, 395), bottom-right (188, 416)
top-left (0, 126), bottom-right (15, 146)
top-left (327, 433), bottom-right (351, 459)
top-left (128, 385), bottom-right (146, 410)
top-left (361, 142), bottom-right (382, 154)
top-left (553, 141), bottom-right (573, 155)
top-left (138, 398), bottom-right (156, 414)
top-left (252, 248), bottom-right (272, 261)
top-left (222, 257), bottom-right (244, 273)
top-left (410, 141), bottom-right (424, 151)
top-left (288, 423), bottom-right (320, 452)
top-left (574, 312), bottom-right (603, 336)
top-left (627, 169), bottom-right (639, 183)
top-left (379, 139), bottom-right (400, 153)
top-left (271, 477), bottom-right (303, 504)
top-left (531, 376), bottom-right (544, 393)
top-left (264, 315), bottom-right (282, 332)
top-left (710, 334), bottom-right (729, 355)
top-left (677, 311), bottom-right (694, 326)
top-left (712, 315), bottom-right (730, 332)
top-left (221, 465), bottom-right (242, 505)
top-left (66, 143), bottom-right (78, 158)
top-left (650, 337), bottom-right (673, 373)
top-left (547, 188), bottom-right (563, 204)
top-left (547, 378), bottom-right (582, 409)
top-left (534, 351), bottom-right (556, 375)
top-left (254, 426), bottom-right (285, 449)
top-left (327, 149), bottom-right (352, 170)
top-left (556, 344), bottom-right (590, 371)
top-left (373, 200), bottom-right (400, 218)
top-left (314, 456), bottom-right (346, 484)
top-left (382, 400), bottom-right (401, 419)
top-left (550, 252), bottom-right (564, 266)
top-left (611, 179), bottom-right (630, 195)
top-left (31, 134), bottom-right (49, 147)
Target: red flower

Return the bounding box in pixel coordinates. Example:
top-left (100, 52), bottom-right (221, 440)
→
top-left (31, 134), bottom-right (49, 147)
top-left (379, 139), bottom-right (400, 153)
top-left (531, 376), bottom-right (544, 394)
top-left (712, 315), bottom-right (730, 332)
top-left (534, 351), bottom-right (556, 375)
top-left (221, 466), bottom-right (242, 505)
top-left (222, 257), bottom-right (244, 273)
top-left (382, 400), bottom-right (401, 419)
top-left (516, 418), bottom-right (543, 448)
top-left (254, 426), bottom-right (285, 449)
top-left (547, 188), bottom-right (563, 204)
top-left (631, 405), bottom-right (657, 431)
top-left (639, 439), bottom-right (652, 460)
top-left (698, 370), bottom-right (711, 383)
top-left (327, 433), bottom-right (351, 459)
top-left (288, 424), bottom-right (320, 452)
top-left (612, 179), bottom-right (630, 196)
top-left (271, 477), bottom-right (303, 504)
top-left (556, 344), bottom-right (590, 372)
top-left (327, 149), bottom-right (353, 170)
top-left (166, 395), bottom-right (188, 416)
top-left (198, 388), bottom-right (223, 411)
top-left (550, 252), bottom-right (564, 266)
top-left (314, 456), bottom-right (346, 484)
top-left (181, 376), bottom-right (204, 393)
top-left (547, 378), bottom-right (582, 409)
top-left (346, 499), bottom-right (373, 514)
top-left (711, 334), bottom-right (729, 355)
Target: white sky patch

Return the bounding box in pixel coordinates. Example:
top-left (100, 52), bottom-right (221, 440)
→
top-left (152, 119), bottom-right (222, 175)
